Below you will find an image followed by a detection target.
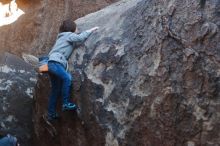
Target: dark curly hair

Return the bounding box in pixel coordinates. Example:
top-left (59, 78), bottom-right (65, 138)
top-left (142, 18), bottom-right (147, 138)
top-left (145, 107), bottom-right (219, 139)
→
top-left (59, 19), bottom-right (76, 33)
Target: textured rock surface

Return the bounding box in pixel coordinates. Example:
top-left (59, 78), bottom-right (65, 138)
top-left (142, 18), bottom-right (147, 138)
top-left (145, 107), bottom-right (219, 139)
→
top-left (34, 0), bottom-right (220, 145)
top-left (0, 52), bottom-right (36, 146)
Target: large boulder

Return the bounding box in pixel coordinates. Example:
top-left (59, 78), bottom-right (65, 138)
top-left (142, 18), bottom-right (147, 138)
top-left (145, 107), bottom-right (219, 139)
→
top-left (0, 52), bottom-right (36, 146)
top-left (34, 0), bottom-right (220, 146)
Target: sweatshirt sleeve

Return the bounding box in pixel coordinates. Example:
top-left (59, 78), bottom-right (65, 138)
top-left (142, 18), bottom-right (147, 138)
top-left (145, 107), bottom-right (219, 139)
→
top-left (67, 30), bottom-right (93, 43)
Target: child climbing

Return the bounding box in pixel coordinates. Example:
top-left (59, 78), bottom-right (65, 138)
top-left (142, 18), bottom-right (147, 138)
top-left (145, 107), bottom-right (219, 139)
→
top-left (46, 19), bottom-right (99, 121)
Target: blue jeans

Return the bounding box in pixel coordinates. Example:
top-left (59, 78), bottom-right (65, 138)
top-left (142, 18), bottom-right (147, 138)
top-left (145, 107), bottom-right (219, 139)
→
top-left (47, 61), bottom-right (72, 115)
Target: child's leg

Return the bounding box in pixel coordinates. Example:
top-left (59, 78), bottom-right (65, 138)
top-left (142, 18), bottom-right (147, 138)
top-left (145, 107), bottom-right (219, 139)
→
top-left (48, 73), bottom-right (61, 117)
top-left (48, 61), bottom-right (73, 105)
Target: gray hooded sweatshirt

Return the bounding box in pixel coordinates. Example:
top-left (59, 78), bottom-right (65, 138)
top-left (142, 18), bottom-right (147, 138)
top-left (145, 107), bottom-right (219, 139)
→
top-left (48, 31), bottom-right (92, 68)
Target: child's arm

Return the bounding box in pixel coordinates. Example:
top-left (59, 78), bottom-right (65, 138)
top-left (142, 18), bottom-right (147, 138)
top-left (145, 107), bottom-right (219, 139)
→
top-left (68, 27), bottom-right (99, 43)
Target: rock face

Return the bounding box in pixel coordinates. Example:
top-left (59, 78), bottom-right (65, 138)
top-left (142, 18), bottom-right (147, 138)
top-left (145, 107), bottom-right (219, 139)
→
top-left (0, 52), bottom-right (36, 146)
top-left (34, 0), bottom-right (220, 146)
